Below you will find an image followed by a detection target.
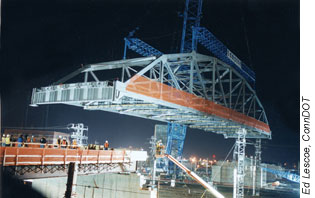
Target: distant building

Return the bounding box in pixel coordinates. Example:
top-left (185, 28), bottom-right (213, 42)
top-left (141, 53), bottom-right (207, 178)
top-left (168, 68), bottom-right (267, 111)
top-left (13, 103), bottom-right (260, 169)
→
top-left (4, 129), bottom-right (70, 144)
top-left (211, 157), bottom-right (287, 188)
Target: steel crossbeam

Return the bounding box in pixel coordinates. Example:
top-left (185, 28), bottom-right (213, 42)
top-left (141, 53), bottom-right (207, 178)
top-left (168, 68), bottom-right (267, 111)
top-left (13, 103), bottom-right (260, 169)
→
top-left (124, 37), bottom-right (163, 59)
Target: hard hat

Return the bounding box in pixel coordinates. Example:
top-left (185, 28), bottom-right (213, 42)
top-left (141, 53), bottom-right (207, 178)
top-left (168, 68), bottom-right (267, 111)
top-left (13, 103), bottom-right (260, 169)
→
top-left (7, 134), bottom-right (10, 137)
top-left (59, 136), bottom-right (62, 138)
top-left (105, 140), bottom-right (108, 143)
top-left (2, 134), bottom-right (5, 137)
top-left (32, 135), bottom-right (34, 138)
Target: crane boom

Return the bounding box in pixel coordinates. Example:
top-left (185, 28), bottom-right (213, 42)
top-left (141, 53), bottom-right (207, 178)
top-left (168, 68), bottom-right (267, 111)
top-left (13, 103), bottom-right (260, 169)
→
top-left (165, 154), bottom-right (225, 198)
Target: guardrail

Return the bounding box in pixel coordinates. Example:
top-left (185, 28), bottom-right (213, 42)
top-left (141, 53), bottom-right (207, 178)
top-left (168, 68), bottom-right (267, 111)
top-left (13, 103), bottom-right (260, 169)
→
top-left (0, 147), bottom-right (130, 166)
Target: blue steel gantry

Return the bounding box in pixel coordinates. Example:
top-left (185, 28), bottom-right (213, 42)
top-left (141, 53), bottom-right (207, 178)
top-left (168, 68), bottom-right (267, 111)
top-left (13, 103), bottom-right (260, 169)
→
top-left (180, 0), bottom-right (203, 53)
top-left (192, 27), bottom-right (255, 85)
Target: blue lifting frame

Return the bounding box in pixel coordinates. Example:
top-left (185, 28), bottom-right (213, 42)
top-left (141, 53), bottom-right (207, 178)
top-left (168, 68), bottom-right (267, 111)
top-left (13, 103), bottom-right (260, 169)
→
top-left (165, 123), bottom-right (187, 175)
top-left (262, 167), bottom-right (300, 183)
top-left (192, 27), bottom-right (256, 85)
top-left (166, 123), bottom-right (187, 156)
top-left (123, 37), bottom-right (163, 59)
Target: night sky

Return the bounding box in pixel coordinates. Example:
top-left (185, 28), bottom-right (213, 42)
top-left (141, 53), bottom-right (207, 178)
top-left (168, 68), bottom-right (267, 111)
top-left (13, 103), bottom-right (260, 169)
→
top-left (0, 0), bottom-right (299, 166)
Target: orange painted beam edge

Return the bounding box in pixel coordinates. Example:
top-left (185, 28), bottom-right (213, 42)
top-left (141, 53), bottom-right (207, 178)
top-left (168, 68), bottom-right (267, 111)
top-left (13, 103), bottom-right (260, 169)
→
top-left (126, 75), bottom-right (270, 133)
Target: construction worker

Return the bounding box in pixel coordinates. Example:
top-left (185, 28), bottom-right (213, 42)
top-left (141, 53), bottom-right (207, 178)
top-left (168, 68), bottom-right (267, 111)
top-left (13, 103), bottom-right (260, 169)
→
top-left (104, 140), bottom-right (109, 150)
top-left (24, 135), bottom-right (31, 147)
top-left (61, 138), bottom-right (67, 149)
top-left (72, 139), bottom-right (77, 149)
top-left (31, 135), bottom-right (36, 143)
top-left (2, 134), bottom-right (5, 147)
top-left (17, 135), bottom-right (24, 147)
top-left (57, 136), bottom-right (62, 148)
top-left (156, 140), bottom-right (164, 155)
top-left (5, 134), bottom-right (11, 147)
top-left (40, 136), bottom-right (47, 148)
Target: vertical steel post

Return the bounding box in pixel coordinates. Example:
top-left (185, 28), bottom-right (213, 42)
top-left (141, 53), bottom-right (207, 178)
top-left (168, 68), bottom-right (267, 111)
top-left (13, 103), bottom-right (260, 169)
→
top-left (229, 69), bottom-right (232, 109)
top-left (253, 138), bottom-right (261, 196)
top-left (123, 38), bottom-right (128, 60)
top-left (152, 159), bottom-right (157, 185)
top-left (233, 128), bottom-right (246, 198)
top-left (84, 72), bottom-right (88, 83)
top-left (212, 60), bottom-right (216, 101)
top-left (65, 162), bottom-right (78, 198)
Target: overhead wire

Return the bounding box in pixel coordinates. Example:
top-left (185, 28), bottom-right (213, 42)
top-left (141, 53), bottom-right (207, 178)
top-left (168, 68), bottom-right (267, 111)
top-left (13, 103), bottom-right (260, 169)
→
top-left (211, 142), bottom-right (236, 182)
top-left (239, 0), bottom-right (253, 69)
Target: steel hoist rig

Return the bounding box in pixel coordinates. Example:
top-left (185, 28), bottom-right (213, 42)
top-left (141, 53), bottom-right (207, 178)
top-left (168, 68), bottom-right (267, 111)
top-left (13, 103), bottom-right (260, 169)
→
top-left (30, 1), bottom-right (271, 197)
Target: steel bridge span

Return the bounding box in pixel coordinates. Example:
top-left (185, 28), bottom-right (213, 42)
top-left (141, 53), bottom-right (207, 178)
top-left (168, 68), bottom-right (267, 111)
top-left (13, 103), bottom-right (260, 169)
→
top-left (31, 52), bottom-right (270, 139)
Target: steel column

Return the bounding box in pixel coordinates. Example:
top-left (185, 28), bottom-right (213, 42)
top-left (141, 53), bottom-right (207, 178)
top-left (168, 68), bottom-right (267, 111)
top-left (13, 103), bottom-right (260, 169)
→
top-left (233, 128), bottom-right (246, 198)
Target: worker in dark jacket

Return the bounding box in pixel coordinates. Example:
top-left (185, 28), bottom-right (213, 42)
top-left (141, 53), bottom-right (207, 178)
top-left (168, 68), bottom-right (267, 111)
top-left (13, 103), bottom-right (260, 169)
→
top-left (40, 137), bottom-right (47, 148)
top-left (17, 135), bottom-right (24, 147)
top-left (57, 136), bottom-right (62, 148)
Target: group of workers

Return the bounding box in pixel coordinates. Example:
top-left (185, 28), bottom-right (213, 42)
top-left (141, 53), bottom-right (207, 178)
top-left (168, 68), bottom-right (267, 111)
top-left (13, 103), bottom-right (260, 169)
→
top-left (1, 134), bottom-right (47, 148)
top-left (1, 134), bottom-right (111, 151)
top-left (87, 140), bottom-right (109, 150)
top-left (56, 136), bottom-right (75, 149)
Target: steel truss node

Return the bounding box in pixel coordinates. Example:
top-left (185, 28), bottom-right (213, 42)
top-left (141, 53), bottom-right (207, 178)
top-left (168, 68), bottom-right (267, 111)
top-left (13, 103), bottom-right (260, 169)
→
top-left (31, 53), bottom-right (271, 138)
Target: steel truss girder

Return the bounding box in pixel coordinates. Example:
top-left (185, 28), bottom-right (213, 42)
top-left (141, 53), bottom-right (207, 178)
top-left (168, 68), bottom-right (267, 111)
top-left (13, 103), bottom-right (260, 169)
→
top-left (31, 53), bottom-right (270, 139)
top-left (4, 162), bottom-right (129, 178)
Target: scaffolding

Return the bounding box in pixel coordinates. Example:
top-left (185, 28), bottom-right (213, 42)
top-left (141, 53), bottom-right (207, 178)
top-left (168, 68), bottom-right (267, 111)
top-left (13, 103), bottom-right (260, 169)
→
top-left (68, 123), bottom-right (88, 146)
top-left (233, 128), bottom-right (246, 198)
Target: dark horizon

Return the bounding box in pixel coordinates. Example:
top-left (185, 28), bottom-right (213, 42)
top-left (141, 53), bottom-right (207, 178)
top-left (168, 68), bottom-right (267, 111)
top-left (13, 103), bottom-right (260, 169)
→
top-left (0, 0), bottom-right (299, 166)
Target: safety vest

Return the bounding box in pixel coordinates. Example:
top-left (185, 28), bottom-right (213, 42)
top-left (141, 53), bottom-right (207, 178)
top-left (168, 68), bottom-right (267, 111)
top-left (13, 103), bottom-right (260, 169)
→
top-left (2, 137), bottom-right (5, 143)
top-left (5, 137), bottom-right (10, 145)
top-left (73, 140), bottom-right (77, 145)
top-left (62, 139), bottom-right (67, 146)
top-left (104, 142), bottom-right (109, 148)
top-left (27, 137), bottom-right (31, 142)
